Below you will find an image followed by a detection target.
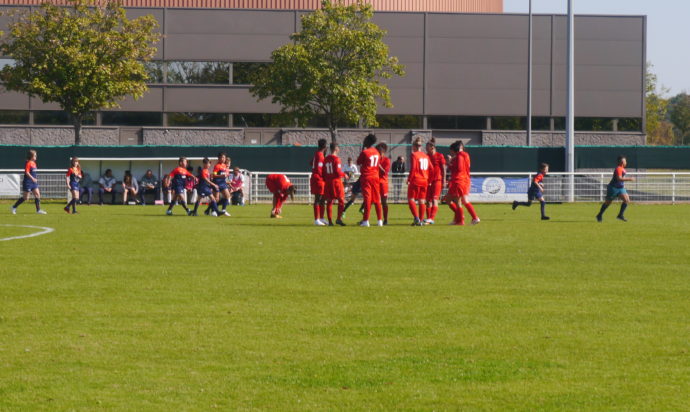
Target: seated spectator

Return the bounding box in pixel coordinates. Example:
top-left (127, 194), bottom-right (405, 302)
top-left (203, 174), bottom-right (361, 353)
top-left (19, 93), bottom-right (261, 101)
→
top-left (122, 170), bottom-right (139, 205)
top-left (98, 169), bottom-right (118, 205)
top-left (79, 171), bottom-right (95, 205)
top-left (230, 167), bottom-right (245, 206)
top-left (139, 169), bottom-right (159, 205)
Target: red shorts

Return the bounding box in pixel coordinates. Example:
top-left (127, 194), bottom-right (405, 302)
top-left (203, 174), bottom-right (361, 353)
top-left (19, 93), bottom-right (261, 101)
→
top-left (310, 175), bottom-right (325, 196)
top-left (447, 181), bottom-right (470, 198)
top-left (379, 179), bottom-right (388, 198)
top-left (407, 183), bottom-right (428, 200)
top-left (427, 180), bottom-right (443, 201)
top-left (361, 177), bottom-right (381, 205)
top-left (325, 179), bottom-right (345, 201)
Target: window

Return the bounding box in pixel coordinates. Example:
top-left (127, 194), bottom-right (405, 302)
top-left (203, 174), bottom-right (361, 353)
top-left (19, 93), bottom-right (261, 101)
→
top-left (617, 118), bottom-right (642, 132)
top-left (553, 117), bottom-right (566, 131)
top-left (232, 62), bottom-right (270, 85)
top-left (575, 117), bottom-right (613, 131)
top-left (102, 111), bottom-right (162, 126)
top-left (144, 61), bottom-right (165, 83)
top-left (168, 112), bottom-right (229, 127)
top-left (531, 117), bottom-right (551, 131)
top-left (233, 113), bottom-right (294, 128)
top-left (0, 110), bottom-right (29, 124)
top-left (427, 116), bottom-right (485, 130)
top-left (491, 117), bottom-right (526, 130)
top-left (34, 111), bottom-right (95, 125)
top-left (167, 61), bottom-right (230, 84)
top-left (375, 115), bottom-right (422, 129)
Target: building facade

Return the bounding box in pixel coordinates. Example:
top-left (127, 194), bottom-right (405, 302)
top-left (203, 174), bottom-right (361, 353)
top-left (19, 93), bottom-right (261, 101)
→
top-left (0, 1), bottom-right (645, 148)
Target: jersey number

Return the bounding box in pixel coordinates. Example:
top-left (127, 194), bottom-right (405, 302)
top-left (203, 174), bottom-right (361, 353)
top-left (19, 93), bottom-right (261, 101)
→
top-left (419, 158), bottom-right (429, 171)
top-left (324, 162), bottom-right (334, 175)
top-left (369, 155), bottom-right (379, 167)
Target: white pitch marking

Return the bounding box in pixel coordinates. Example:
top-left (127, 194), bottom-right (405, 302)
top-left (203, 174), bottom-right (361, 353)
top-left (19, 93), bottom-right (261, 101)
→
top-left (0, 224), bottom-right (55, 242)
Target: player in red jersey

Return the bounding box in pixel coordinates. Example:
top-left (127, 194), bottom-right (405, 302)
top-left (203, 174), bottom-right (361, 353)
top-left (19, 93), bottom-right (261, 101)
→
top-left (356, 134), bottom-right (383, 226)
top-left (207, 152), bottom-right (231, 217)
top-left (310, 139), bottom-right (328, 226)
top-left (191, 157), bottom-right (220, 216)
top-left (407, 137), bottom-right (432, 226)
top-left (323, 143), bottom-right (347, 226)
top-left (596, 155), bottom-right (635, 222)
top-left (424, 138), bottom-right (446, 225)
top-left (11, 149), bottom-right (47, 214)
top-left (166, 157), bottom-right (196, 216)
top-left (376, 142), bottom-right (391, 225)
top-left (444, 141), bottom-right (480, 225)
top-left (64, 157), bottom-right (82, 214)
top-left (265, 174), bottom-right (295, 218)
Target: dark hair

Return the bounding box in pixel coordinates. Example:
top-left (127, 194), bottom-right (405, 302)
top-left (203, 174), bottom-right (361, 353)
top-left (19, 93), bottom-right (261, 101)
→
top-left (286, 185), bottom-right (296, 201)
top-left (617, 155), bottom-right (626, 164)
top-left (179, 156), bottom-right (187, 164)
top-left (203, 157), bottom-right (210, 164)
top-left (217, 152), bottom-right (227, 159)
top-left (26, 149), bottom-right (37, 160)
top-left (449, 141), bottom-right (460, 153)
top-left (539, 162), bottom-right (549, 171)
top-left (363, 133), bottom-right (377, 148)
top-left (375, 142), bottom-right (388, 153)
top-left (330, 142), bottom-right (339, 153)
top-left (426, 137), bottom-right (436, 149)
top-left (318, 138), bottom-right (328, 150)
top-left (105, 168), bottom-right (112, 175)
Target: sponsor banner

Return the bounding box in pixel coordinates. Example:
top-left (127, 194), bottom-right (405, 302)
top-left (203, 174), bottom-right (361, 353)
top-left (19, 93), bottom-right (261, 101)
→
top-left (469, 177), bottom-right (529, 202)
top-left (0, 174), bottom-right (20, 196)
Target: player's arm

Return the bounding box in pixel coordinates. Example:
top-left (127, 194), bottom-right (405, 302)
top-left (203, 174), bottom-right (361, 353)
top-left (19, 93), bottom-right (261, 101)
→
top-left (25, 163), bottom-right (37, 183)
top-left (536, 181), bottom-right (545, 192)
top-left (440, 159), bottom-right (447, 186)
top-left (65, 169), bottom-right (71, 188)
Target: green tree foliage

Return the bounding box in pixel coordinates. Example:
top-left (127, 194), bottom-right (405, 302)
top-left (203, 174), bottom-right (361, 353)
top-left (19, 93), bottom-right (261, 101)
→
top-left (250, 0), bottom-right (404, 142)
top-left (668, 93), bottom-right (690, 145)
top-left (0, 0), bottom-right (160, 145)
top-left (645, 63), bottom-right (674, 145)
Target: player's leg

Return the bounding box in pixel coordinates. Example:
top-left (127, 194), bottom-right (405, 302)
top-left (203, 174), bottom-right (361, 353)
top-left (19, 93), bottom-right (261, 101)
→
top-left (336, 196), bottom-right (346, 225)
top-left (326, 198), bottom-right (334, 225)
top-left (361, 181), bottom-right (373, 224)
top-left (12, 191), bottom-right (29, 212)
top-left (32, 188), bottom-right (44, 213)
top-left (71, 189), bottom-right (79, 212)
top-left (220, 189), bottom-right (231, 216)
top-left (461, 194), bottom-right (479, 224)
top-left (538, 196), bottom-right (549, 220)
top-left (617, 193), bottom-right (630, 221)
top-left (597, 198), bottom-right (613, 222)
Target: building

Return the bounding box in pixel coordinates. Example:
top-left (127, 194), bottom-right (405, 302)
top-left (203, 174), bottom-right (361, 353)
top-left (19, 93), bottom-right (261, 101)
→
top-left (0, 1), bottom-right (645, 150)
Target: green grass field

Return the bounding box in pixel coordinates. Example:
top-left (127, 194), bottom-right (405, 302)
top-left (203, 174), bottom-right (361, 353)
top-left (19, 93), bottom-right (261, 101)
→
top-left (1, 202), bottom-right (688, 410)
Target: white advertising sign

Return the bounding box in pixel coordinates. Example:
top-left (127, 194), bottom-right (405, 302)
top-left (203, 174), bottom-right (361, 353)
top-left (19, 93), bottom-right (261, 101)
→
top-left (0, 174), bottom-right (21, 196)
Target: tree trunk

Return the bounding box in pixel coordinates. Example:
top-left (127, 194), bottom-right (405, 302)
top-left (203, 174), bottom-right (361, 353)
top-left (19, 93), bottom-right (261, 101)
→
top-left (73, 116), bottom-right (83, 146)
top-left (329, 127), bottom-right (338, 143)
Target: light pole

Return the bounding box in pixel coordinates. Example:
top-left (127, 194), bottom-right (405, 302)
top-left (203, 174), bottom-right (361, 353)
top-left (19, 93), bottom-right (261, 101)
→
top-left (527, 0), bottom-right (533, 146)
top-left (566, 0), bottom-right (575, 201)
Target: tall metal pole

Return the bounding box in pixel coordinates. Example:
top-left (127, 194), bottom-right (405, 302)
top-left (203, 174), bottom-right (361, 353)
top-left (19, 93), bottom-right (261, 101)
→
top-left (566, 0), bottom-right (575, 201)
top-left (527, 0), bottom-right (533, 146)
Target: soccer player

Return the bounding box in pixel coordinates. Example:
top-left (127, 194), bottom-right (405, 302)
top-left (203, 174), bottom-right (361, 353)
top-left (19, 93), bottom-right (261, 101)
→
top-left (323, 143), bottom-right (346, 226)
top-left (310, 138), bottom-right (328, 226)
top-left (191, 157), bottom-right (220, 217)
top-left (376, 142), bottom-right (391, 225)
top-left (596, 155), bottom-right (635, 222)
top-left (209, 152), bottom-right (231, 216)
top-left (356, 134), bottom-right (384, 227)
top-left (407, 137), bottom-right (432, 226)
top-left (512, 163), bottom-right (550, 220)
top-left (444, 140), bottom-right (480, 225)
top-left (166, 157), bottom-right (196, 216)
top-left (64, 157), bottom-right (82, 214)
top-left (341, 176), bottom-right (362, 218)
top-left (265, 174), bottom-right (295, 218)
top-left (11, 149), bottom-right (47, 214)
top-left (424, 138), bottom-right (446, 225)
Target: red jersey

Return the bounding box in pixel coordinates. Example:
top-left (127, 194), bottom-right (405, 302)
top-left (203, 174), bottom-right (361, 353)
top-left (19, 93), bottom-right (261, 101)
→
top-left (408, 151), bottom-right (432, 186)
top-left (449, 152), bottom-right (471, 184)
top-left (25, 160), bottom-right (37, 179)
top-left (311, 151), bottom-right (325, 180)
top-left (212, 163), bottom-right (229, 182)
top-left (379, 156), bottom-right (391, 182)
top-left (610, 166), bottom-right (627, 188)
top-left (65, 167), bottom-right (82, 178)
top-left (266, 174), bottom-right (291, 193)
top-left (323, 154), bottom-right (345, 181)
top-left (357, 147), bottom-right (381, 180)
top-left (429, 152), bottom-right (446, 182)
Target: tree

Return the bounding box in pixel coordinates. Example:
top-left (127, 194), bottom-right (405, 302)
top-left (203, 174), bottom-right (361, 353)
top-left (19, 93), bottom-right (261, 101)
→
top-left (668, 93), bottom-right (690, 145)
top-left (250, 0), bottom-right (404, 142)
top-left (0, 0), bottom-right (160, 145)
top-left (644, 63), bottom-right (674, 145)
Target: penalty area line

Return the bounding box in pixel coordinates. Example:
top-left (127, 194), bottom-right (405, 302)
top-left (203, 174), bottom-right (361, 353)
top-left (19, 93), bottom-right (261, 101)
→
top-left (0, 224), bottom-right (55, 242)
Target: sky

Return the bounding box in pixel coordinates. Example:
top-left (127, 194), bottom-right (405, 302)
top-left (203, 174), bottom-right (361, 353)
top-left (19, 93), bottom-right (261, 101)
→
top-left (504, 0), bottom-right (689, 96)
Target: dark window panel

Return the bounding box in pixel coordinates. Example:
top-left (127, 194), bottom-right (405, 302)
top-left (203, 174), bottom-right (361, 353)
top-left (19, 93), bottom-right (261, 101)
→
top-left (374, 115), bottom-right (422, 129)
top-left (0, 110), bottom-right (29, 124)
top-left (531, 117), bottom-right (551, 131)
top-left (102, 111), bottom-right (162, 126)
top-left (232, 62), bottom-right (270, 85)
top-left (34, 111), bottom-right (95, 126)
top-left (428, 116), bottom-right (485, 129)
top-left (168, 112), bottom-right (229, 127)
top-left (553, 117), bottom-right (566, 131)
top-left (492, 117), bottom-right (526, 130)
top-left (617, 118), bottom-right (642, 132)
top-left (167, 61), bottom-right (230, 84)
top-left (575, 117), bottom-right (614, 131)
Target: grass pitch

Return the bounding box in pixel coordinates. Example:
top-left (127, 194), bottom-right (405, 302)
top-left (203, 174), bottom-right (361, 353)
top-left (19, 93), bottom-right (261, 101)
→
top-left (1, 202), bottom-right (689, 410)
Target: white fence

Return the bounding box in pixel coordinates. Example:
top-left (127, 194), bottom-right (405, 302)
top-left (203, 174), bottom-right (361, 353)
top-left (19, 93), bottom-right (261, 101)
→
top-left (3, 170), bottom-right (690, 204)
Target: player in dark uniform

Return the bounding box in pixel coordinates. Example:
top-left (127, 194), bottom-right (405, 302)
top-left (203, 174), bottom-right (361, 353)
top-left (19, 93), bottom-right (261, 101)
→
top-left (191, 157), bottom-right (220, 217)
top-left (166, 157), bottom-right (196, 216)
top-left (64, 157), bottom-right (82, 214)
top-left (512, 163), bottom-right (550, 220)
top-left (11, 149), bottom-right (47, 214)
top-left (596, 155), bottom-right (634, 222)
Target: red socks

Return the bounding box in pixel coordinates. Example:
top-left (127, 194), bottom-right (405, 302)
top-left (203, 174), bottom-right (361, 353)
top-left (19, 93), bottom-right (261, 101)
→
top-left (464, 202), bottom-right (478, 220)
top-left (419, 204), bottom-right (427, 220)
top-left (326, 200), bottom-right (333, 222)
top-left (408, 200), bottom-right (419, 219)
top-left (430, 205), bottom-right (438, 220)
top-left (363, 199), bottom-right (372, 221)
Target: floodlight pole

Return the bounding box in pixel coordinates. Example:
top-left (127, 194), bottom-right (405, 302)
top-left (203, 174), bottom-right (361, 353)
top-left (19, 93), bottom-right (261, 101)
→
top-left (527, 0), bottom-right (533, 146)
top-left (566, 0), bottom-right (575, 202)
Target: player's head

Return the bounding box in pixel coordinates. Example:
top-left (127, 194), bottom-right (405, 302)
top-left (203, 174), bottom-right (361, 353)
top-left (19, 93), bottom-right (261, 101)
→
top-left (233, 167), bottom-right (240, 174)
top-left (617, 155), bottom-right (627, 167)
top-left (539, 162), bottom-right (549, 174)
top-left (363, 133), bottom-right (377, 148)
top-left (217, 152), bottom-right (227, 162)
top-left (203, 157), bottom-right (211, 167)
top-left (449, 140), bottom-right (462, 154)
top-left (105, 168), bottom-right (112, 177)
top-left (225, 157), bottom-right (231, 166)
top-left (178, 156), bottom-right (187, 167)
top-left (412, 136), bottom-right (423, 152)
top-left (286, 185), bottom-right (296, 201)
top-left (375, 142), bottom-right (387, 155)
top-left (317, 138), bottom-right (328, 151)
top-left (27, 149), bottom-right (37, 161)
top-left (426, 137), bottom-right (436, 154)
top-left (70, 157), bottom-right (79, 168)
top-left (330, 142), bottom-right (339, 155)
